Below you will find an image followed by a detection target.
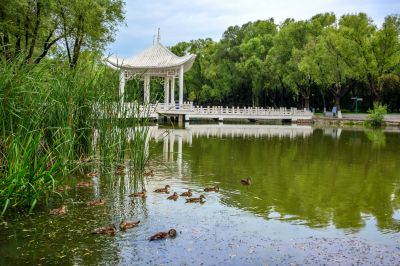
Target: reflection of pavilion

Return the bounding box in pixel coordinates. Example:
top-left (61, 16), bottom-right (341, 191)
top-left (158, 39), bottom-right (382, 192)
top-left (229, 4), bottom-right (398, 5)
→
top-left (150, 123), bottom-right (313, 144)
top-left (148, 123), bottom-right (313, 178)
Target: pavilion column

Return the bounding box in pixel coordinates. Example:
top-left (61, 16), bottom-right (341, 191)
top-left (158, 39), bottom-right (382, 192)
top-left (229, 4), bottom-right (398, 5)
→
top-left (144, 74), bottom-right (150, 104)
top-left (164, 76), bottom-right (170, 104)
top-left (170, 77), bottom-right (175, 105)
top-left (119, 70), bottom-right (125, 103)
top-left (179, 65), bottom-right (184, 106)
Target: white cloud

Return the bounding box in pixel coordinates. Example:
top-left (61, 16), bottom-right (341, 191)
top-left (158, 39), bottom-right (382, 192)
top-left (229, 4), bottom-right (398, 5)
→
top-left (107, 0), bottom-right (399, 57)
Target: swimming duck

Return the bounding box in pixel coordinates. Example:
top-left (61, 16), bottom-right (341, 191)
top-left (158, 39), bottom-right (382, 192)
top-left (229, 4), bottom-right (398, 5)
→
top-left (149, 229), bottom-right (177, 241)
top-left (240, 177), bottom-right (251, 185)
top-left (204, 186), bottom-right (219, 192)
top-left (180, 189), bottom-right (193, 197)
top-left (154, 185), bottom-right (170, 193)
top-left (119, 220), bottom-right (140, 230)
top-left (92, 224), bottom-right (116, 235)
top-left (49, 205), bottom-right (67, 215)
top-left (76, 181), bottom-right (94, 188)
top-left (144, 170), bottom-right (154, 177)
top-left (87, 199), bottom-right (105, 206)
top-left (56, 185), bottom-right (71, 193)
top-left (129, 190), bottom-right (146, 198)
top-left (114, 165), bottom-right (125, 176)
top-left (167, 192), bottom-right (179, 201)
top-left (86, 172), bottom-right (98, 178)
top-left (185, 195), bottom-right (206, 203)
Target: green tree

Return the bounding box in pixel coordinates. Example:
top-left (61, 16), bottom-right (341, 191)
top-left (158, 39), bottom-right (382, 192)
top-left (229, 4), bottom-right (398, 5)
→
top-left (0, 0), bottom-right (124, 67)
top-left (300, 15), bottom-right (353, 111)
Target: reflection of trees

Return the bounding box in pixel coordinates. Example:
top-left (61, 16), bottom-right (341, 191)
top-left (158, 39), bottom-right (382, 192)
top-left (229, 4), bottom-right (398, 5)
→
top-left (163, 129), bottom-right (400, 231)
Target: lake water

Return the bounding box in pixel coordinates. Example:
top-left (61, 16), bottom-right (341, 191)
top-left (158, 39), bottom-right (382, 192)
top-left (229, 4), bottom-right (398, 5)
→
top-left (1, 124), bottom-right (400, 265)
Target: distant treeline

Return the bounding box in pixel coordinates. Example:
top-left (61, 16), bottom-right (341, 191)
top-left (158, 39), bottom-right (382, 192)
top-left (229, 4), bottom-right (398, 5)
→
top-left (170, 13), bottom-right (400, 112)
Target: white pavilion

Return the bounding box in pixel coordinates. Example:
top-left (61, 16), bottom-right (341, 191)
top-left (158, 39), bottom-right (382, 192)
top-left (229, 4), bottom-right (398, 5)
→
top-left (106, 30), bottom-right (196, 107)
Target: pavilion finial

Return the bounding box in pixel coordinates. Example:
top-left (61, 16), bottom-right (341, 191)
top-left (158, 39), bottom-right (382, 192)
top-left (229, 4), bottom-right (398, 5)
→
top-left (157, 28), bottom-right (161, 44)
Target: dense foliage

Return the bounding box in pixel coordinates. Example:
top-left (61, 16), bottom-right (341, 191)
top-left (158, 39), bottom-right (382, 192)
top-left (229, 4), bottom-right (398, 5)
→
top-left (366, 103), bottom-right (388, 127)
top-left (170, 13), bottom-right (400, 112)
top-left (0, 0), bottom-right (124, 67)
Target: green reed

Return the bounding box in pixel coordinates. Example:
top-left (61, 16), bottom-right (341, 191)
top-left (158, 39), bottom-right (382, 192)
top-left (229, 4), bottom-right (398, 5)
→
top-left (0, 55), bottom-right (151, 215)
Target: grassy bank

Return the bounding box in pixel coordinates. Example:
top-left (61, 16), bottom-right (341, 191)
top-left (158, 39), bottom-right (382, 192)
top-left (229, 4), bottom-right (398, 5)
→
top-left (0, 56), bottom-right (149, 215)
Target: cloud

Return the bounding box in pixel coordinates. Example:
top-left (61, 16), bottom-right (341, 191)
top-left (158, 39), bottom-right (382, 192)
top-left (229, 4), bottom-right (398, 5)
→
top-left (107, 0), bottom-right (399, 57)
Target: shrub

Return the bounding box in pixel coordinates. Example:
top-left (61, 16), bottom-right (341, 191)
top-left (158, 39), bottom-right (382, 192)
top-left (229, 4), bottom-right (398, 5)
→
top-left (366, 103), bottom-right (387, 127)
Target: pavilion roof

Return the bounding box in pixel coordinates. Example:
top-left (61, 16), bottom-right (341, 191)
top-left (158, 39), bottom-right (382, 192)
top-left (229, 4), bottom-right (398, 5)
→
top-left (106, 42), bottom-right (196, 73)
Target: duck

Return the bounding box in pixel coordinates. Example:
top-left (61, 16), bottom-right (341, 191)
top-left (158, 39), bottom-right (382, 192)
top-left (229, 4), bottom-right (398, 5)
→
top-left (180, 189), bottom-right (193, 197)
top-left (144, 170), bottom-right (154, 177)
top-left (167, 192), bottom-right (179, 201)
top-left (114, 165), bottom-right (125, 176)
top-left (185, 195), bottom-right (206, 203)
top-left (49, 205), bottom-right (67, 215)
top-left (92, 224), bottom-right (116, 235)
top-left (204, 186), bottom-right (219, 192)
top-left (149, 229), bottom-right (177, 241)
top-left (154, 185), bottom-right (170, 193)
top-left (240, 177), bottom-right (251, 185)
top-left (129, 190), bottom-right (146, 198)
top-left (86, 172), bottom-right (98, 178)
top-left (87, 199), bottom-right (105, 206)
top-left (56, 185), bottom-right (71, 193)
top-left (76, 181), bottom-right (94, 188)
top-left (119, 220), bottom-right (140, 230)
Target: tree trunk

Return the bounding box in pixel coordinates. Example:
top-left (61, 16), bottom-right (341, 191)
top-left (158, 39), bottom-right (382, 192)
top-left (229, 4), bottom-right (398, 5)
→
top-left (34, 29), bottom-right (61, 64)
top-left (304, 96), bottom-right (310, 110)
top-left (26, 1), bottom-right (42, 62)
top-left (70, 15), bottom-right (84, 69)
top-left (335, 94), bottom-right (341, 111)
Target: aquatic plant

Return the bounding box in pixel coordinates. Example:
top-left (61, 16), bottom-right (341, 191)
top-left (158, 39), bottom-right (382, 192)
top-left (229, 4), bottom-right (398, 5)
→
top-left (0, 56), bottom-right (150, 215)
top-left (365, 103), bottom-right (387, 128)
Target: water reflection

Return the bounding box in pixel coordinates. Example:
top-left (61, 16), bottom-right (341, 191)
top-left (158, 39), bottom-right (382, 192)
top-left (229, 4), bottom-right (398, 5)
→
top-left (149, 125), bottom-right (400, 232)
top-left (2, 124), bottom-right (400, 265)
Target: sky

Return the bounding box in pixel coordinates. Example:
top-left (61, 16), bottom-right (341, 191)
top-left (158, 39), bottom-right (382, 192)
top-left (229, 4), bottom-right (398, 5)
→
top-left (106, 0), bottom-right (399, 57)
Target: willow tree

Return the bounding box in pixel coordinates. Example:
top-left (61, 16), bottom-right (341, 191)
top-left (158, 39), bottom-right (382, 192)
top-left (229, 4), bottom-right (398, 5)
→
top-left (300, 16), bottom-right (352, 112)
top-left (0, 0), bottom-right (124, 67)
top-left (237, 19), bottom-right (276, 107)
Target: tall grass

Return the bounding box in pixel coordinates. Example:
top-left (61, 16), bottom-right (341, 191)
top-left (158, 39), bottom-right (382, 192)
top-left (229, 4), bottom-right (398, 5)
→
top-left (0, 55), bottom-right (150, 215)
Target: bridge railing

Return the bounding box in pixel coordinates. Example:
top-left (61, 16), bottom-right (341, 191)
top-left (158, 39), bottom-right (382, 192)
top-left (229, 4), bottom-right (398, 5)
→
top-left (190, 106), bottom-right (312, 116)
top-left (95, 102), bottom-right (313, 118)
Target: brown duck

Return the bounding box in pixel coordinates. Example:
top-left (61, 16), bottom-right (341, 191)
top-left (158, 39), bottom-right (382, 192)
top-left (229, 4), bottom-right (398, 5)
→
top-left (154, 185), bottom-right (170, 193)
top-left (167, 192), bottom-right (179, 201)
top-left (204, 186), bottom-right (219, 192)
top-left (114, 165), bottom-right (125, 176)
top-left (240, 177), bottom-right (251, 185)
top-left (180, 189), bottom-right (193, 197)
top-left (186, 195), bottom-right (206, 203)
top-left (92, 224), bottom-right (116, 235)
top-left (56, 185), bottom-right (71, 193)
top-left (76, 181), bottom-right (94, 188)
top-left (144, 170), bottom-right (154, 177)
top-left (129, 190), bottom-right (146, 198)
top-left (149, 229), bottom-right (177, 241)
top-left (119, 220), bottom-right (140, 230)
top-left (86, 172), bottom-right (98, 178)
top-left (49, 205), bottom-right (67, 215)
top-left (87, 199), bottom-right (105, 206)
